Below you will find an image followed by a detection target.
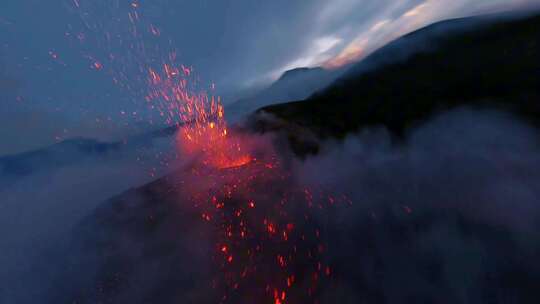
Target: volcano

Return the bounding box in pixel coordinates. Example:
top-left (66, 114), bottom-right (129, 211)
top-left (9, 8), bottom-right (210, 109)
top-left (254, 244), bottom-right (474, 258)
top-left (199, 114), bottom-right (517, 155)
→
top-left (36, 10), bottom-right (540, 304)
top-left (55, 139), bottom-right (344, 304)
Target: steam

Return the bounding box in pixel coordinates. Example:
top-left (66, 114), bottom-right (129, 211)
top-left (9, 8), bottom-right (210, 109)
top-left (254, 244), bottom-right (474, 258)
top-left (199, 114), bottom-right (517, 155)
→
top-left (3, 108), bottom-right (540, 303)
top-left (297, 108), bottom-right (540, 303)
top-left (0, 134), bottom-right (178, 303)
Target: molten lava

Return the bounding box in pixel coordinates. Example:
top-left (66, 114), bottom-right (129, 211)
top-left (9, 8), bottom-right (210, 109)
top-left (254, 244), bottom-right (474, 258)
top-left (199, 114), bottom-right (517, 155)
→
top-left (176, 120), bottom-right (253, 170)
top-left (144, 62), bottom-right (252, 170)
top-left (142, 46), bottom-right (338, 303)
top-left (68, 2), bottom-right (348, 302)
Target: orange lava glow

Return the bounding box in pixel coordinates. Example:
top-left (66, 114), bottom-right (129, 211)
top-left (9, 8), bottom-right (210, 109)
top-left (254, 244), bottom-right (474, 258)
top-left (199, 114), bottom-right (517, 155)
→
top-left (143, 62), bottom-right (252, 170)
top-left (179, 152), bottom-right (343, 303)
top-left (175, 119), bottom-right (253, 170)
top-left (68, 2), bottom-right (350, 302)
top-left (147, 46), bottom-right (341, 303)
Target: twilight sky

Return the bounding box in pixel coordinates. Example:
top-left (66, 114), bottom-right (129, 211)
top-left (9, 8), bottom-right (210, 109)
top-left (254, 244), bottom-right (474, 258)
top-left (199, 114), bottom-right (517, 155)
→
top-left (0, 0), bottom-right (537, 154)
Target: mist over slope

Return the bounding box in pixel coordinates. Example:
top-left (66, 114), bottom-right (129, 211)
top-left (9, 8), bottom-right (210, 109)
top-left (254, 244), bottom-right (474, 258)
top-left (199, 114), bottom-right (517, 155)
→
top-left (0, 128), bottom-right (180, 304)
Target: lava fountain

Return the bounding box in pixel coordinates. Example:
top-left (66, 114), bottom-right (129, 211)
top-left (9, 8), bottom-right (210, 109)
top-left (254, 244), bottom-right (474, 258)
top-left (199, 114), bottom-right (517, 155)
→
top-left (67, 2), bottom-right (347, 303)
top-left (143, 63), bottom-right (252, 170)
top-left (147, 61), bottom-right (341, 303)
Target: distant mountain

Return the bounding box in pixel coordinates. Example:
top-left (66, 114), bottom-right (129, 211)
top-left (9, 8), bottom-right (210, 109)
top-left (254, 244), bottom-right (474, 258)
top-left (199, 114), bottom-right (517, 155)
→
top-left (0, 125), bottom-right (179, 181)
top-left (254, 12), bottom-right (540, 154)
top-left (0, 138), bottom-right (121, 178)
top-left (226, 66), bottom-right (345, 122)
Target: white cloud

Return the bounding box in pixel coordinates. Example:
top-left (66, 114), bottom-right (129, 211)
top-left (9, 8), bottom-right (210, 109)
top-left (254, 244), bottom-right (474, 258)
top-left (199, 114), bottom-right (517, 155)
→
top-left (370, 19), bottom-right (391, 32)
top-left (266, 35), bottom-right (343, 79)
top-left (263, 0), bottom-right (538, 76)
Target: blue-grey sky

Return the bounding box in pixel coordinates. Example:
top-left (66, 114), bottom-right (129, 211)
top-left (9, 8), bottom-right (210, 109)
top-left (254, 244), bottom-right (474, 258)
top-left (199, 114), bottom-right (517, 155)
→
top-left (0, 0), bottom-right (536, 155)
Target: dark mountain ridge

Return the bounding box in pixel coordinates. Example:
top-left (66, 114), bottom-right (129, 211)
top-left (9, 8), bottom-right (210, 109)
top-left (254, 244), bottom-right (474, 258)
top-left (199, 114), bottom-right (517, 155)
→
top-left (254, 12), bottom-right (540, 153)
top-left (0, 125), bottom-right (179, 180)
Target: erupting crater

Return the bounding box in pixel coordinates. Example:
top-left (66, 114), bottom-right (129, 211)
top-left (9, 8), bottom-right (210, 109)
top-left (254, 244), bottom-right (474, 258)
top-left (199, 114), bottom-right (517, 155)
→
top-left (65, 2), bottom-right (349, 301)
